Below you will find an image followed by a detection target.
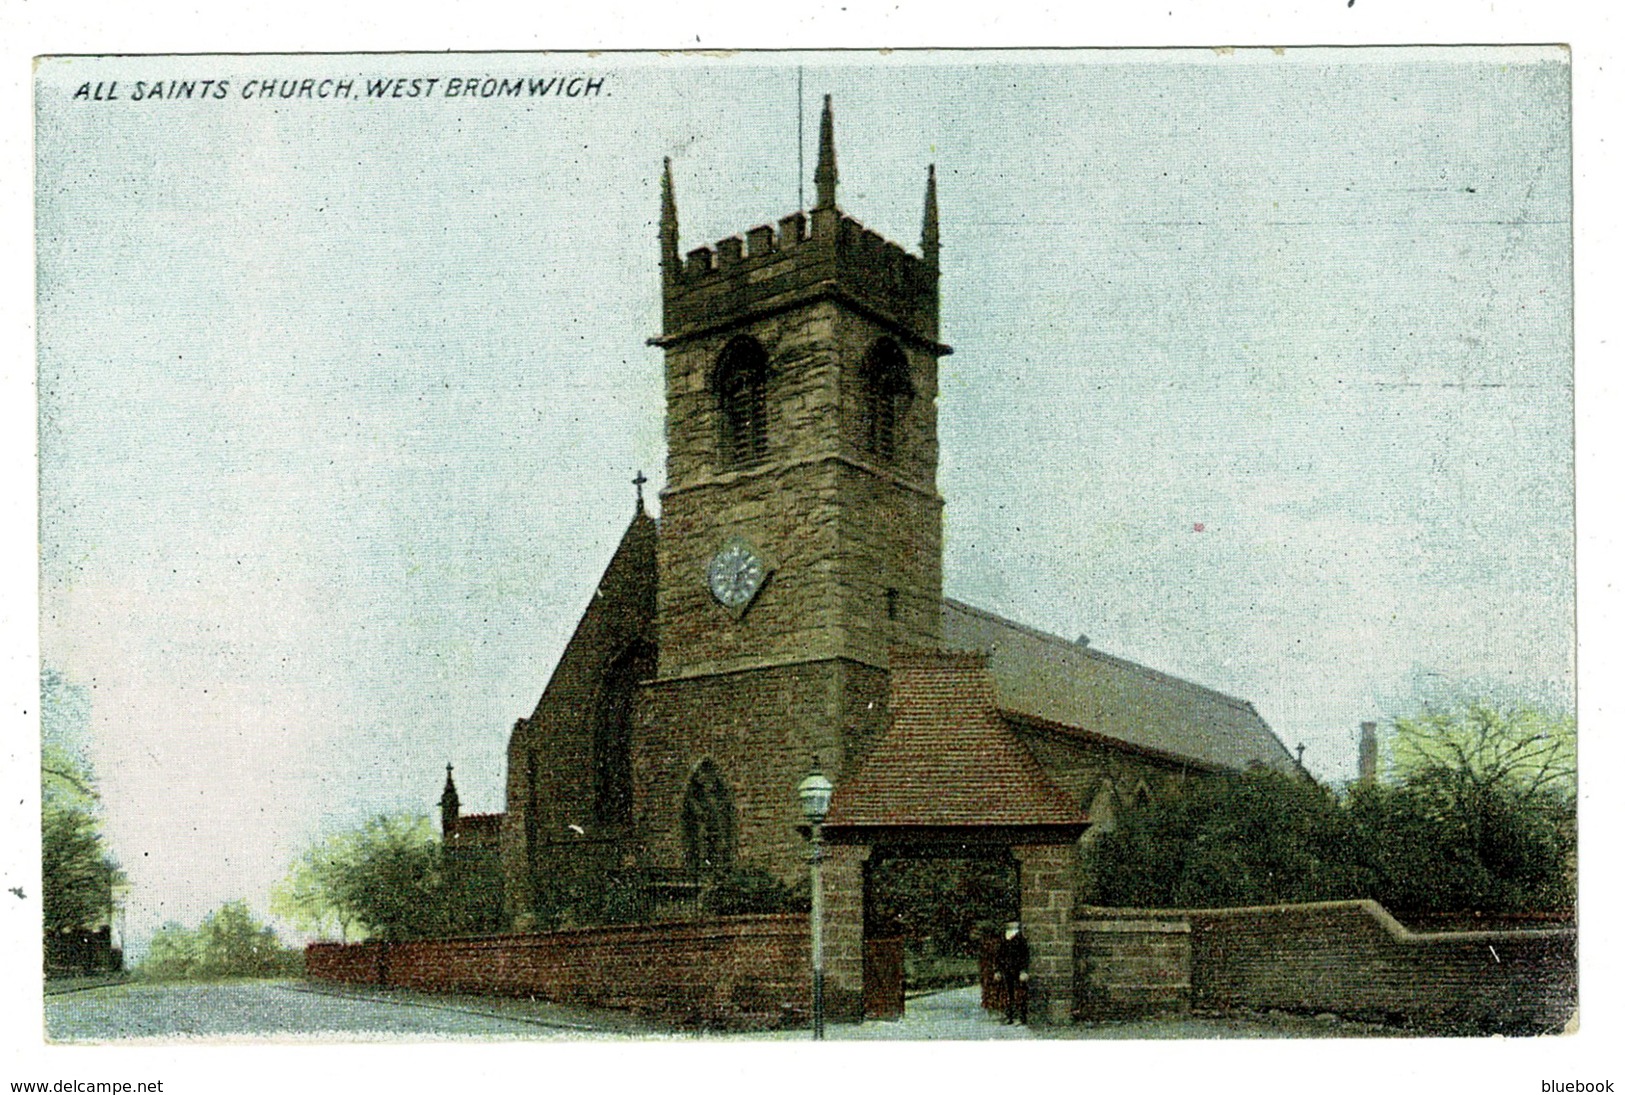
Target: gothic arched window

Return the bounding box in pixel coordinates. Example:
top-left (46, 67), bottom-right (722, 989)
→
top-left (859, 338), bottom-right (912, 462)
top-left (681, 761), bottom-right (736, 875)
top-left (1087, 781), bottom-right (1118, 835)
top-left (715, 337), bottom-right (769, 468)
top-left (593, 644), bottom-right (650, 827)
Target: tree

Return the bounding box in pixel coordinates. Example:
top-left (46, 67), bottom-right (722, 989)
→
top-left (1083, 769), bottom-right (1361, 909)
top-left (1080, 699), bottom-right (1578, 918)
top-left (194, 901), bottom-right (303, 977)
top-left (867, 857), bottom-right (1015, 955)
top-left (1363, 699), bottom-right (1577, 915)
top-left (1390, 700), bottom-right (1576, 802)
top-left (137, 902), bottom-right (302, 981)
top-left (274, 815), bottom-right (445, 942)
top-left (270, 847), bottom-right (356, 942)
top-left (41, 801), bottom-right (116, 935)
top-left (140, 921), bottom-right (203, 980)
top-left (1343, 779), bottom-right (1571, 916)
top-left (41, 669), bottom-right (120, 939)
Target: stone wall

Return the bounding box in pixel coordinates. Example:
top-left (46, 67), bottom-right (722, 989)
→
top-left (306, 914), bottom-right (810, 1030)
top-left (637, 659), bottom-right (885, 884)
top-left (305, 937), bottom-right (386, 985)
top-left (1074, 901), bottom-right (1577, 1033)
top-left (1073, 915), bottom-right (1191, 1018)
top-left (820, 842), bottom-right (869, 1022)
top-left (503, 510), bottom-right (656, 929)
top-left (1013, 843), bottom-right (1077, 1024)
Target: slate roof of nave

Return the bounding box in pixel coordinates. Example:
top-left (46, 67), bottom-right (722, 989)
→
top-left (550, 512), bottom-right (1293, 777)
top-left (942, 598), bottom-right (1297, 775)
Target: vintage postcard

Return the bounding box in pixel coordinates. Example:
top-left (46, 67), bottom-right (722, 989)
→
top-left (25, 42), bottom-right (1594, 1087)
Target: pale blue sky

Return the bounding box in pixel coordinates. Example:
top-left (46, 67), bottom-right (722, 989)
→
top-left (35, 49), bottom-right (1571, 947)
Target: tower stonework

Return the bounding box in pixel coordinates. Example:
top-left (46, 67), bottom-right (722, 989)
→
top-left (495, 99), bottom-right (1297, 939)
top-left (636, 98), bottom-right (949, 884)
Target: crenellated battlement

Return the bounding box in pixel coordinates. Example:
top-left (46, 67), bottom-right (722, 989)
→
top-left (662, 205), bottom-right (939, 346)
top-left (679, 211), bottom-right (812, 278)
top-left (657, 96), bottom-right (943, 349)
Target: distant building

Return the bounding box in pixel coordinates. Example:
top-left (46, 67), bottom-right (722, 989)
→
top-left (437, 765), bottom-right (504, 934)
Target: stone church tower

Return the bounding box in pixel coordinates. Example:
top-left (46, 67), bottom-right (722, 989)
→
top-left (643, 94), bottom-right (948, 879)
top-left (495, 98), bottom-right (1295, 933)
top-left (502, 98), bottom-right (950, 923)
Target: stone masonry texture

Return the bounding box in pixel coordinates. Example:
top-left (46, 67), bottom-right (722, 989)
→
top-left (1073, 901), bottom-right (1576, 1032)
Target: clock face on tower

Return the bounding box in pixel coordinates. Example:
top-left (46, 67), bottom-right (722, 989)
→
top-left (706, 537), bottom-right (770, 612)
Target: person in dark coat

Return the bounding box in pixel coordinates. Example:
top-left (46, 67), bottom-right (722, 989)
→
top-left (993, 920), bottom-right (1030, 1025)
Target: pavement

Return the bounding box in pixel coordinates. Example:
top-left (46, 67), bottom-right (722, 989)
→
top-left (736, 985), bottom-right (1395, 1040)
top-left (45, 979), bottom-right (1395, 1042)
top-left (740, 985), bottom-right (1038, 1040)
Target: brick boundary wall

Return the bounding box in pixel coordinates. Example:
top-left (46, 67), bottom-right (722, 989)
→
top-left (1073, 916), bottom-right (1191, 1019)
top-left (306, 913), bottom-right (811, 1029)
top-left (1074, 901), bottom-right (1576, 1033)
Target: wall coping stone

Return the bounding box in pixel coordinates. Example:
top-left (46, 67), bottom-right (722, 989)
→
top-left (1075, 919), bottom-right (1191, 934)
top-left (1074, 900), bottom-right (1575, 947)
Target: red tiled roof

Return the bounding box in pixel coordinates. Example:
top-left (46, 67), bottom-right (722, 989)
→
top-left (447, 813), bottom-right (505, 848)
top-left (454, 812), bottom-right (504, 830)
top-left (824, 649), bottom-right (1086, 828)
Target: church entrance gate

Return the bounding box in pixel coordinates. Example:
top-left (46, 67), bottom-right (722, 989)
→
top-left (862, 844), bottom-right (1019, 1022)
top-left (819, 827), bottom-right (1082, 1025)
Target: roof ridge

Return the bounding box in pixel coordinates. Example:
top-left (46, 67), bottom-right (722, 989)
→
top-left (826, 650), bottom-right (1085, 828)
top-left (942, 596), bottom-right (1258, 714)
top-left (524, 508), bottom-right (659, 725)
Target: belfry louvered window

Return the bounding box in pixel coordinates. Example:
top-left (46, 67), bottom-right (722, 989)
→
top-left (716, 337), bottom-right (768, 467)
top-left (860, 338), bottom-right (912, 462)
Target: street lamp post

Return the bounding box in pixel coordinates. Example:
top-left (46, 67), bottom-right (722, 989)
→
top-left (797, 763), bottom-right (834, 1040)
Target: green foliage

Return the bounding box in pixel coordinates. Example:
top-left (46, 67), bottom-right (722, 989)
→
top-left (42, 800), bottom-right (117, 934)
top-left (140, 922), bottom-right (203, 981)
top-left (1390, 701), bottom-right (1576, 802)
top-left (274, 815), bottom-right (447, 942)
top-left (330, 816), bottom-right (443, 941)
top-left (707, 866), bottom-right (808, 917)
top-left (1341, 781), bottom-right (1567, 915)
top-left (866, 857), bottom-right (1016, 957)
top-left (270, 848), bottom-right (353, 942)
top-left (137, 902), bottom-right (303, 981)
top-left (1378, 700), bottom-right (1576, 914)
top-left (41, 670), bottom-right (120, 936)
top-left (1083, 701), bottom-right (1577, 917)
top-left (1086, 770), bottom-right (1359, 909)
top-left (440, 847), bottom-right (507, 935)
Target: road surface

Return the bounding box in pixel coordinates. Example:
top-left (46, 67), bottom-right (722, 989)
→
top-left (46, 980), bottom-right (667, 1041)
top-left (46, 980), bottom-right (1391, 1042)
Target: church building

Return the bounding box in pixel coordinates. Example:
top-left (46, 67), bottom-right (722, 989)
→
top-left (441, 98), bottom-right (1296, 936)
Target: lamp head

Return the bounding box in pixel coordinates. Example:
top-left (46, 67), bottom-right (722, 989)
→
top-left (797, 766), bottom-right (834, 824)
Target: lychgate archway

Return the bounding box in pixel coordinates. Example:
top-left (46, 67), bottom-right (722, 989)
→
top-left (816, 651), bottom-right (1089, 1025)
top-left (862, 842), bottom-right (1018, 1019)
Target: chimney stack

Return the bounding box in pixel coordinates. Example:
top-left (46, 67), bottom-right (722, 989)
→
top-left (1357, 721), bottom-right (1379, 784)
